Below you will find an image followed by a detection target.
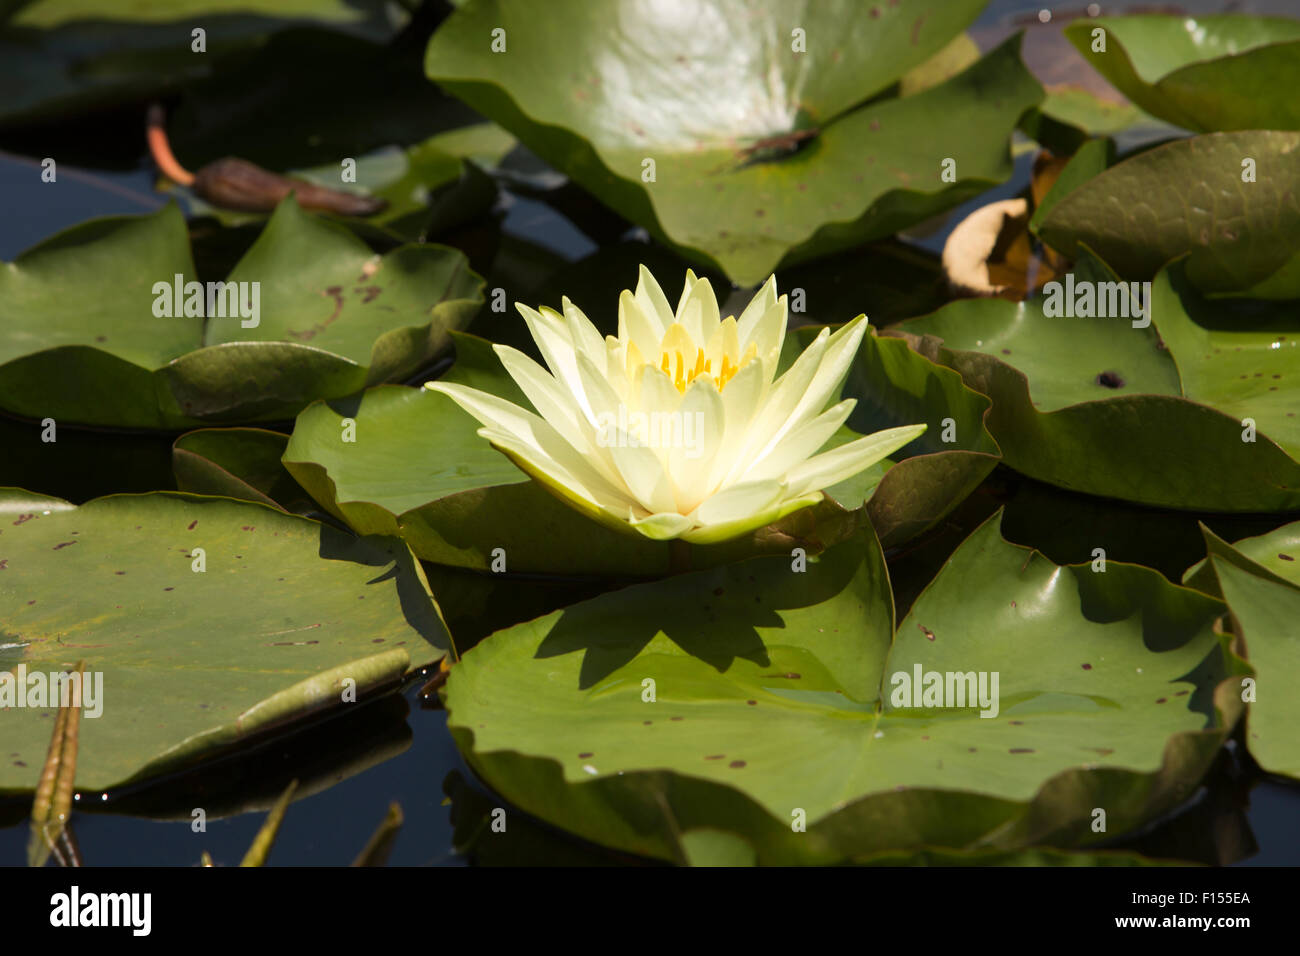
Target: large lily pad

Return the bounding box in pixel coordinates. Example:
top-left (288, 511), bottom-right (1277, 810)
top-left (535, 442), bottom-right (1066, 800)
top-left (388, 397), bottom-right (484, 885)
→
top-left (0, 197), bottom-right (483, 428)
top-left (426, 0), bottom-right (1042, 284)
top-left (442, 511), bottom-right (1243, 864)
top-left (1184, 521), bottom-right (1300, 780)
top-left (1064, 15), bottom-right (1300, 133)
top-left (1035, 131), bottom-right (1300, 299)
top-left (0, 489), bottom-right (449, 793)
top-left (894, 252), bottom-right (1300, 511)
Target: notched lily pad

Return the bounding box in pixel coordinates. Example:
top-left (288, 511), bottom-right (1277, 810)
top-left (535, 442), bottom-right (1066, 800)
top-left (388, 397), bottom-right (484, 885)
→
top-left (0, 197), bottom-right (484, 429)
top-left (426, 0), bottom-right (1042, 283)
top-left (1065, 14), bottom-right (1300, 133)
top-left (0, 489), bottom-right (449, 793)
top-left (442, 511), bottom-right (1243, 864)
top-left (1036, 131), bottom-right (1300, 299)
top-left (894, 251), bottom-right (1300, 512)
top-left (1182, 521), bottom-right (1300, 780)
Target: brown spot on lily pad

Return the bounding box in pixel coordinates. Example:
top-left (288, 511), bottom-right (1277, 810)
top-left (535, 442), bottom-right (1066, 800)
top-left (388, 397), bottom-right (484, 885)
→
top-left (1009, 748), bottom-right (1034, 754)
top-left (1095, 371), bottom-right (1125, 388)
top-left (729, 760), bottom-right (746, 769)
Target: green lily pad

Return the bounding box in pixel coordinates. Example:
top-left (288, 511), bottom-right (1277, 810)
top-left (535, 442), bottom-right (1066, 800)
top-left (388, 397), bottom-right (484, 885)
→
top-left (1064, 15), bottom-right (1300, 133)
top-left (1183, 520), bottom-right (1300, 596)
top-left (0, 197), bottom-right (484, 429)
top-left (1028, 136), bottom-right (1114, 235)
top-left (1185, 521), bottom-right (1300, 780)
top-left (0, 489), bottom-right (449, 793)
top-left (172, 427), bottom-right (314, 514)
top-left (0, 1), bottom-right (403, 127)
top-left (426, 1), bottom-right (1042, 284)
top-left (1036, 131), bottom-right (1300, 298)
top-left (442, 511), bottom-right (1243, 864)
top-left (895, 252), bottom-right (1300, 511)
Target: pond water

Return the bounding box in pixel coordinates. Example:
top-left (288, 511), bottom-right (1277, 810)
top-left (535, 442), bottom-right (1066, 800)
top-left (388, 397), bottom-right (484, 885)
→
top-left (1, 0), bottom-right (1297, 866)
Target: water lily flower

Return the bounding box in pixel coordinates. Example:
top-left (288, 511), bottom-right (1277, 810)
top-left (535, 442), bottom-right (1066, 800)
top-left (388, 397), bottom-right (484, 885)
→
top-left (425, 268), bottom-right (925, 545)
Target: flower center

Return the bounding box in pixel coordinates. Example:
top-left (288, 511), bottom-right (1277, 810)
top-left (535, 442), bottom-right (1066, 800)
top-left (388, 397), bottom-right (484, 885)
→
top-left (650, 322), bottom-right (758, 394)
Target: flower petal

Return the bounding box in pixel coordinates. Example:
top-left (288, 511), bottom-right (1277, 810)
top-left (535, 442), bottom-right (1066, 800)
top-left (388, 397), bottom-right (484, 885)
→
top-left (668, 375), bottom-right (725, 512)
top-left (576, 353), bottom-right (677, 514)
top-left (691, 478), bottom-right (785, 527)
top-left (746, 398), bottom-right (857, 483)
top-left (682, 490), bottom-right (824, 544)
top-left (783, 424), bottom-right (927, 498)
top-left (628, 510), bottom-right (696, 540)
top-left (635, 264), bottom-right (674, 335)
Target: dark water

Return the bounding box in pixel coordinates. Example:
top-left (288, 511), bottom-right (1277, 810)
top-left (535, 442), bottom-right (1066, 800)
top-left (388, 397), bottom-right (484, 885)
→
top-left (1, 0), bottom-right (1297, 866)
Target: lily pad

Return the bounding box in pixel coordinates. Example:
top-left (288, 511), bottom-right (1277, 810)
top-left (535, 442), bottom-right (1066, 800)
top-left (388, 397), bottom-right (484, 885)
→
top-left (0, 196), bottom-right (484, 429)
top-left (172, 427), bottom-right (314, 514)
top-left (426, 1), bottom-right (1042, 284)
top-left (442, 511), bottom-right (1243, 864)
top-left (0, 489), bottom-right (449, 793)
top-left (1064, 15), bottom-right (1300, 133)
top-left (1028, 136), bottom-right (1113, 235)
top-left (1183, 521), bottom-right (1300, 780)
top-left (1183, 520), bottom-right (1300, 596)
top-left (1035, 131), bottom-right (1300, 298)
top-left (894, 252), bottom-right (1300, 511)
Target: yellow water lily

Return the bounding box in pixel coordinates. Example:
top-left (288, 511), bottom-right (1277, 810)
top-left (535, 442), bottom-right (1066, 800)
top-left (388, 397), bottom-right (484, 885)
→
top-left (425, 267), bottom-right (925, 545)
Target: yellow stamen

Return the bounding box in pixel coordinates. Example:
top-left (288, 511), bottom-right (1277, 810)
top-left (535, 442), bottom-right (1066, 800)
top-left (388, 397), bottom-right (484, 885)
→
top-left (644, 325), bottom-right (759, 394)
